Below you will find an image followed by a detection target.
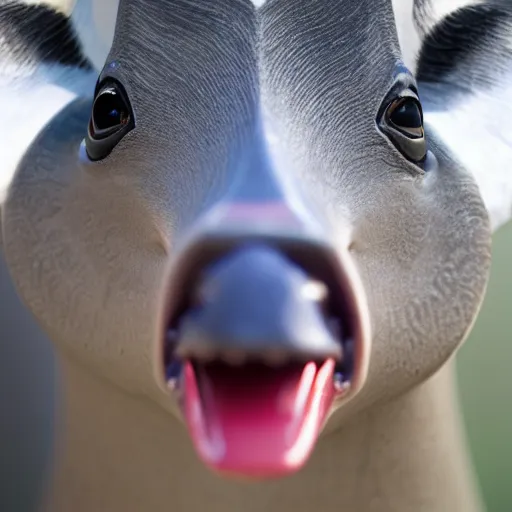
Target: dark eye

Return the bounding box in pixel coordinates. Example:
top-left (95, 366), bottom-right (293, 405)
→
top-left (91, 87), bottom-right (130, 132)
top-left (388, 98), bottom-right (423, 138)
top-left (85, 78), bottom-right (134, 161)
top-left (379, 96), bottom-right (427, 164)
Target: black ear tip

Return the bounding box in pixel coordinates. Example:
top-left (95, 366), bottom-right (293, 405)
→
top-left (0, 1), bottom-right (92, 70)
top-left (416, 4), bottom-right (511, 84)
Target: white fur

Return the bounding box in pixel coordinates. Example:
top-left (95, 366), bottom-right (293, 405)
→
top-left (392, 0), bottom-right (422, 70)
top-left (427, 0), bottom-right (484, 21)
top-left (0, 64), bottom-right (95, 203)
top-left (17, 0), bottom-right (75, 14)
top-left (425, 79), bottom-right (512, 232)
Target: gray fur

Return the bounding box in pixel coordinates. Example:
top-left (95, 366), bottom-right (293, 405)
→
top-left (1, 0), bottom-right (511, 510)
top-left (3, 0), bottom-right (491, 408)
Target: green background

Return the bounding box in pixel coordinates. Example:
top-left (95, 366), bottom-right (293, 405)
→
top-left (458, 221), bottom-right (512, 512)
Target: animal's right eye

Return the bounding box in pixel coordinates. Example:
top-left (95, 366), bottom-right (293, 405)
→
top-left (387, 98), bottom-right (424, 139)
top-left (85, 78), bottom-right (134, 161)
top-left (378, 93), bottom-right (427, 165)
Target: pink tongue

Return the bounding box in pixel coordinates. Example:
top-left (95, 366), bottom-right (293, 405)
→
top-left (183, 359), bottom-right (335, 479)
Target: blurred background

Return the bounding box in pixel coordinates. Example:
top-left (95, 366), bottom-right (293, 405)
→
top-left (458, 221), bottom-right (512, 512)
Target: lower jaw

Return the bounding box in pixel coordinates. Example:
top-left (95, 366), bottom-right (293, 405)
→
top-left (164, 356), bottom-right (353, 479)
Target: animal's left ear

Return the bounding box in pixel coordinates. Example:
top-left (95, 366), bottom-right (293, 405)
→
top-left (409, 0), bottom-right (512, 233)
top-left (0, 1), bottom-right (97, 250)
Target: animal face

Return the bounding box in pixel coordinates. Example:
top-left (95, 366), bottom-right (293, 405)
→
top-left (2, 0), bottom-right (493, 479)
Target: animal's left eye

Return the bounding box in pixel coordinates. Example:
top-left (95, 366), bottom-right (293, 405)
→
top-left (379, 96), bottom-right (427, 164)
top-left (85, 78), bottom-right (134, 161)
top-left (90, 86), bottom-right (131, 134)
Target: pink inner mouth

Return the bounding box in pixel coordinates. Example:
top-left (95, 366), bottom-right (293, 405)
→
top-left (163, 244), bottom-right (360, 479)
top-left (182, 358), bottom-right (336, 479)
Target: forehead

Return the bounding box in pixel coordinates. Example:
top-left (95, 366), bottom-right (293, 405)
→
top-left (106, 0), bottom-right (401, 91)
top-left (101, 0), bottom-right (404, 167)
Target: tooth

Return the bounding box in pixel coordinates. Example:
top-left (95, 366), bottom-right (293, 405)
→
top-left (334, 373), bottom-right (350, 394)
top-left (262, 350), bottom-right (290, 367)
top-left (167, 378), bottom-right (178, 391)
top-left (195, 348), bottom-right (218, 363)
top-left (177, 342), bottom-right (217, 363)
top-left (221, 350), bottom-right (248, 366)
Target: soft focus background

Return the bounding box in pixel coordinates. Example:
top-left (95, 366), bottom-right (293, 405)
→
top-left (458, 222), bottom-right (512, 512)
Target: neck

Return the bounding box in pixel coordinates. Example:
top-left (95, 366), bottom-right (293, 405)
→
top-left (44, 355), bottom-right (484, 512)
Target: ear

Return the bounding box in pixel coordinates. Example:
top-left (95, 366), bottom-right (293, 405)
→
top-left (0, 1), bottom-right (97, 247)
top-left (393, 0), bottom-right (485, 71)
top-left (413, 0), bottom-right (512, 232)
top-left (69, 0), bottom-right (120, 71)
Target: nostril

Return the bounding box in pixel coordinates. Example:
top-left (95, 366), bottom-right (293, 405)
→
top-left (175, 245), bottom-right (343, 362)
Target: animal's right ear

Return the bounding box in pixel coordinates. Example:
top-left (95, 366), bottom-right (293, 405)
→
top-left (393, 0), bottom-right (484, 71)
top-left (409, 1), bottom-right (512, 233)
top-left (69, 0), bottom-right (120, 71)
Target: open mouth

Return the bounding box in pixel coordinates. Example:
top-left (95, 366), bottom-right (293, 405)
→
top-left (161, 242), bottom-right (364, 479)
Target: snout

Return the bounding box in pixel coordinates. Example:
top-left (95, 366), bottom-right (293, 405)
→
top-left (157, 197), bottom-right (370, 480)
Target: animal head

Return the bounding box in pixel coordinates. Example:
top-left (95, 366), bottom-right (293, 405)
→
top-left (3, 0), bottom-right (511, 479)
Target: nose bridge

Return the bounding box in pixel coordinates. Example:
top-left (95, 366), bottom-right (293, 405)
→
top-left (226, 118), bottom-right (286, 204)
top-left (192, 115), bottom-right (331, 247)
top-left (157, 116), bottom-right (372, 409)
